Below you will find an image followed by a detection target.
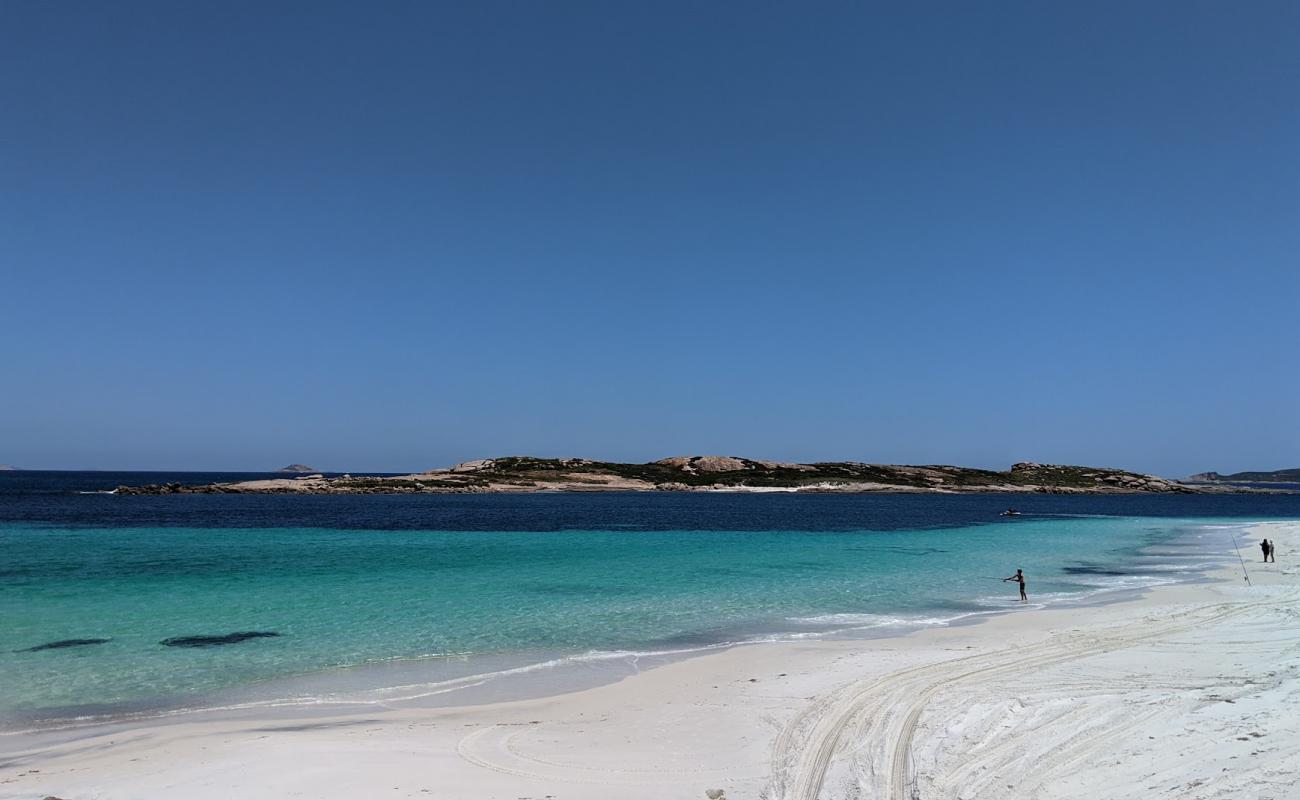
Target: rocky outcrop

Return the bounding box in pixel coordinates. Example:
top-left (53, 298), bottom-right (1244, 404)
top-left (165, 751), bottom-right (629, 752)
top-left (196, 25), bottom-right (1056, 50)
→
top-left (449, 459), bottom-right (496, 473)
top-left (115, 482), bottom-right (245, 495)
top-left (656, 455), bottom-right (751, 473)
top-left (277, 464), bottom-right (317, 473)
top-left (655, 455), bottom-right (816, 473)
top-left (1005, 463), bottom-right (1186, 493)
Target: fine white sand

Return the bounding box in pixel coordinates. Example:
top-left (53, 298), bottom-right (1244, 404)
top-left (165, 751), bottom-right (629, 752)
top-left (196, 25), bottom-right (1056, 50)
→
top-left (3, 522), bottom-right (1297, 800)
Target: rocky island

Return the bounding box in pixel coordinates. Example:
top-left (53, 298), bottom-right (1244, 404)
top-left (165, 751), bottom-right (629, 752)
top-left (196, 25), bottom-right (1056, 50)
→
top-left (110, 455), bottom-right (1270, 495)
top-left (277, 464), bottom-right (318, 474)
top-left (1187, 467), bottom-right (1300, 484)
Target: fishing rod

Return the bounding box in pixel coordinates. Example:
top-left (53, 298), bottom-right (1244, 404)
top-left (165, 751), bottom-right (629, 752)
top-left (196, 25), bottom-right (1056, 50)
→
top-left (1230, 531), bottom-right (1252, 586)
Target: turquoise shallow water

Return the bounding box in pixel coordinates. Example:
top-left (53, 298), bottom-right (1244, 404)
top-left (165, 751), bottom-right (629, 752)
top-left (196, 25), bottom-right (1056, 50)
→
top-left (0, 513), bottom-right (1250, 723)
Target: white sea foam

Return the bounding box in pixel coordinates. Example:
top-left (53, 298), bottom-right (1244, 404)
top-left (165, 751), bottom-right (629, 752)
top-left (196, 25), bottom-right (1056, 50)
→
top-left (1137, 561), bottom-right (1224, 572)
top-left (973, 573), bottom-right (1179, 608)
top-left (778, 610), bottom-right (1001, 639)
top-left (1065, 574), bottom-right (1179, 590)
top-left (789, 612), bottom-right (965, 627)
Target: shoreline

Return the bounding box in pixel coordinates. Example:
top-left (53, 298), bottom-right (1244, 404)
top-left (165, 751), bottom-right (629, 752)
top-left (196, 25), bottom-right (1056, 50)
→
top-left (0, 518), bottom-right (1234, 735)
top-left (4, 520), bottom-right (1296, 798)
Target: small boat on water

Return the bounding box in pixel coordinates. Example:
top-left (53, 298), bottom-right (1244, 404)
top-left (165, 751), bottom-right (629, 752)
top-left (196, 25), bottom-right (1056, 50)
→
top-left (999, 508), bottom-right (1021, 517)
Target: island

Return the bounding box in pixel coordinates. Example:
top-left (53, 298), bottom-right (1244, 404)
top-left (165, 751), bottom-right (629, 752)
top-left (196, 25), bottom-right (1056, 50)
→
top-left (276, 464), bottom-right (318, 474)
top-left (1187, 467), bottom-right (1300, 484)
top-left (110, 455), bottom-right (1277, 495)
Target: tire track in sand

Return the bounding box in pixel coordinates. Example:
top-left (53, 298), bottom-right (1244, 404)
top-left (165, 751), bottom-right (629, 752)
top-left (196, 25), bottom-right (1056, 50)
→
top-left (764, 598), bottom-right (1267, 800)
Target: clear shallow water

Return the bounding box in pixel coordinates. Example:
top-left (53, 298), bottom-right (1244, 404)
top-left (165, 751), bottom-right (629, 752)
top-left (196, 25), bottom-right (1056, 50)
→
top-left (2, 472), bottom-right (1296, 727)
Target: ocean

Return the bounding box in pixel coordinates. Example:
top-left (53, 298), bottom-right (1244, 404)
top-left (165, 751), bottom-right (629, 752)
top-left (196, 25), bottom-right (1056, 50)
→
top-left (3, 471), bottom-right (1297, 730)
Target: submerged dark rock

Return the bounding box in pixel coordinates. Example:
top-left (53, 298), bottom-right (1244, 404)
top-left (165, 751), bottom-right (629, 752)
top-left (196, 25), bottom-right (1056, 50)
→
top-left (1062, 565), bottom-right (1128, 576)
top-left (160, 631), bottom-right (281, 648)
top-left (20, 637), bottom-right (112, 652)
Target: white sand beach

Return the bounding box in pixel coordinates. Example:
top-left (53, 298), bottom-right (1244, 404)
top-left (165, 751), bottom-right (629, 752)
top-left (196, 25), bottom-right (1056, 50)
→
top-left (3, 522), bottom-right (1297, 800)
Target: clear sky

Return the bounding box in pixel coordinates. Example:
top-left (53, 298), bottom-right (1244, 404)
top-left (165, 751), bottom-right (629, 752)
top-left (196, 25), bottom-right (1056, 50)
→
top-left (2, 1), bottom-right (1297, 476)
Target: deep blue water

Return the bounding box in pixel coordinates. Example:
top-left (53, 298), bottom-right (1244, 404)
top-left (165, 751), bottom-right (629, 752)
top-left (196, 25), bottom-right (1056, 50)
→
top-left (4, 470), bottom-right (1300, 531)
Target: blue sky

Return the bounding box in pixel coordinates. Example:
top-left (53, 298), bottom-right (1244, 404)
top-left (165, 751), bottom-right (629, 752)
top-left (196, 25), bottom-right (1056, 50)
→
top-left (2, 1), bottom-right (1297, 475)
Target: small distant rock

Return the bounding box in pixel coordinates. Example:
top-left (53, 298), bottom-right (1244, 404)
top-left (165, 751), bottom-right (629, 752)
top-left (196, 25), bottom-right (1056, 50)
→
top-left (705, 790), bottom-right (726, 800)
top-left (277, 464), bottom-right (317, 474)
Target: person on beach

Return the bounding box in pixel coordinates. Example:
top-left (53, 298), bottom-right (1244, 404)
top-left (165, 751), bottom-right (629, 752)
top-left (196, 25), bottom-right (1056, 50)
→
top-left (1262, 539), bottom-right (1271, 562)
top-left (1267, 539), bottom-right (1276, 562)
top-left (1003, 568), bottom-right (1027, 603)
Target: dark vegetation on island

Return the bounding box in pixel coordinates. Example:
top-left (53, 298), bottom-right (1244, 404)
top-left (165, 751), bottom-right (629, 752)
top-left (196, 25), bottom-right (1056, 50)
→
top-left (108, 455), bottom-right (1280, 495)
top-left (436, 457), bottom-right (1190, 491)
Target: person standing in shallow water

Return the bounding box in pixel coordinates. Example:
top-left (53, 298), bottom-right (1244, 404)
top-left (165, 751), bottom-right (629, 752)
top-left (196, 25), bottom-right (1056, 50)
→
top-left (1267, 539), bottom-right (1276, 562)
top-left (1003, 569), bottom-right (1027, 603)
top-left (1262, 539), bottom-right (1271, 562)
